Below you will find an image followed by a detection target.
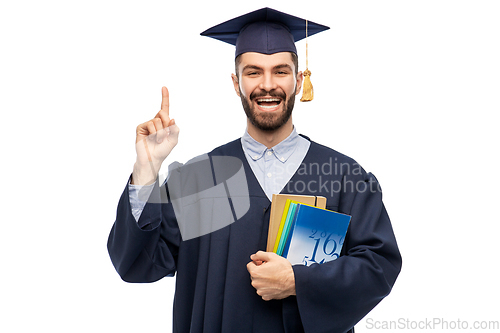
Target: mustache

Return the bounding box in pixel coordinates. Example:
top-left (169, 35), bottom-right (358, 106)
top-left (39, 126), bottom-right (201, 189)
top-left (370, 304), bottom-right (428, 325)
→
top-left (249, 89), bottom-right (286, 101)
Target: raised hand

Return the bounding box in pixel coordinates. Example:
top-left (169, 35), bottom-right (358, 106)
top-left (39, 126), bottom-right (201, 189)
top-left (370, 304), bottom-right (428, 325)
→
top-left (132, 86), bottom-right (180, 185)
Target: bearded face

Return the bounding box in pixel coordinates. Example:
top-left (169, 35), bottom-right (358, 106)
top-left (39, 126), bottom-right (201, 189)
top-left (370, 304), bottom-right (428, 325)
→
top-left (233, 52), bottom-right (302, 133)
top-left (239, 85), bottom-right (296, 132)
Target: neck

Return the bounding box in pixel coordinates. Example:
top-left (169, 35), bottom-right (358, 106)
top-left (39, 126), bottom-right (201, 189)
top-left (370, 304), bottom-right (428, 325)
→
top-left (246, 118), bottom-right (294, 149)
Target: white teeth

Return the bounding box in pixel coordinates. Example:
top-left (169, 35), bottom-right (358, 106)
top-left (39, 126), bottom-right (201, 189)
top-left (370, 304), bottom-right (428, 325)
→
top-left (259, 104), bottom-right (278, 109)
top-left (256, 98), bottom-right (281, 110)
top-left (257, 98), bottom-right (280, 102)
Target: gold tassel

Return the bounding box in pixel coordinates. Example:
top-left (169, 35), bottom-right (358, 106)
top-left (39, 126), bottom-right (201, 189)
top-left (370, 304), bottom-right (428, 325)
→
top-left (300, 20), bottom-right (313, 102)
top-left (300, 69), bottom-right (313, 102)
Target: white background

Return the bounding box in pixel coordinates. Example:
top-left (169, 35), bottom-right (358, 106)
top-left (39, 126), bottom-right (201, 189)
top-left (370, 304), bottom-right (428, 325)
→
top-left (1, 0), bottom-right (499, 332)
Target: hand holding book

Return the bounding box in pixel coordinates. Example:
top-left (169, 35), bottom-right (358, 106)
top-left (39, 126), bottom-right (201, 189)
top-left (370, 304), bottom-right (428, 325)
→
top-left (247, 251), bottom-right (296, 300)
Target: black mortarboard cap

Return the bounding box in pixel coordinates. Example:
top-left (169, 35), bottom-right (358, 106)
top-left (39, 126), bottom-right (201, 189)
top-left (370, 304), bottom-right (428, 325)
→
top-left (200, 7), bottom-right (330, 58)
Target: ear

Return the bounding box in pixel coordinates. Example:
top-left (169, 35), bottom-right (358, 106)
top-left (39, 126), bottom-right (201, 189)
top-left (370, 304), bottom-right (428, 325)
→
top-left (295, 71), bottom-right (304, 96)
top-left (231, 74), bottom-right (241, 97)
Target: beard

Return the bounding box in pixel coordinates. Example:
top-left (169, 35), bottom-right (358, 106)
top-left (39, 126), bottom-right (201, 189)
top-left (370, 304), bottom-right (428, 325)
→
top-left (240, 87), bottom-right (296, 132)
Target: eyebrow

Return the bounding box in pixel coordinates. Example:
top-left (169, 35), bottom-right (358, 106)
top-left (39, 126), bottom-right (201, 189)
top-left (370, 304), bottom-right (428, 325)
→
top-left (273, 64), bottom-right (293, 71)
top-left (242, 65), bottom-right (263, 72)
top-left (242, 64), bottom-right (293, 72)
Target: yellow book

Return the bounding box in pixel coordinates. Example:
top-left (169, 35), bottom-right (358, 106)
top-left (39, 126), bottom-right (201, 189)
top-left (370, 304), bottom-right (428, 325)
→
top-left (273, 199), bottom-right (293, 253)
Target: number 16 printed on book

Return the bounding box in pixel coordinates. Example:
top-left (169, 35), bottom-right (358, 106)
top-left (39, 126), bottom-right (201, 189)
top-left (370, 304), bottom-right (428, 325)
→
top-left (301, 230), bottom-right (346, 266)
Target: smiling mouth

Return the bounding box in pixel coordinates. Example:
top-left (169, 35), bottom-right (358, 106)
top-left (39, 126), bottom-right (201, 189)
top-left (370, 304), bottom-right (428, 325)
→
top-left (255, 98), bottom-right (282, 111)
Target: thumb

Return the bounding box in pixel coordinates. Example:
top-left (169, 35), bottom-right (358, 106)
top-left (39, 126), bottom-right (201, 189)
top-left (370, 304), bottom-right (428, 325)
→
top-left (168, 119), bottom-right (180, 138)
top-left (250, 251), bottom-right (276, 263)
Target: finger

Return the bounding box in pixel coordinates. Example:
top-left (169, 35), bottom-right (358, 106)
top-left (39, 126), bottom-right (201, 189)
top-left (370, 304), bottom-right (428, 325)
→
top-left (247, 261), bottom-right (257, 272)
top-left (136, 121), bottom-right (150, 139)
top-left (155, 110), bottom-right (171, 129)
top-left (146, 120), bottom-right (157, 136)
top-left (153, 118), bottom-right (166, 144)
top-left (160, 86), bottom-right (169, 115)
top-left (155, 87), bottom-right (171, 128)
top-left (167, 119), bottom-right (179, 137)
top-left (153, 117), bottom-right (163, 131)
top-left (165, 119), bottom-right (180, 143)
top-left (250, 251), bottom-right (272, 262)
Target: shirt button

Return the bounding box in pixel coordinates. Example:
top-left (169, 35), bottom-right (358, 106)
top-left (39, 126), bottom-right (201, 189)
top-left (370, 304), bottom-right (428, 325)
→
top-left (267, 151), bottom-right (272, 156)
top-left (267, 172), bottom-right (272, 178)
top-left (280, 157), bottom-right (285, 162)
top-left (254, 156), bottom-right (259, 159)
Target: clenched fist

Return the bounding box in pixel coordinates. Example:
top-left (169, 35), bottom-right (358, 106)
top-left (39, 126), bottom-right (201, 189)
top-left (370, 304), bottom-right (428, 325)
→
top-left (247, 251), bottom-right (296, 301)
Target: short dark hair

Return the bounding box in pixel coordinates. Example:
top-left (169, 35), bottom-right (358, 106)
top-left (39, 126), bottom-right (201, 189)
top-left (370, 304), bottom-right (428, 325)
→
top-left (234, 52), bottom-right (299, 79)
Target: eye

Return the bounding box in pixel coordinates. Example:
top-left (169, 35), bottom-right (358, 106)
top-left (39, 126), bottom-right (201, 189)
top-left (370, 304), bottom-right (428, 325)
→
top-left (244, 71), bottom-right (260, 77)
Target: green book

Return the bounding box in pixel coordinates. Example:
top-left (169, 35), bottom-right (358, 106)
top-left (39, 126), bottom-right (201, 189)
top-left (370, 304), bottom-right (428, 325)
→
top-left (276, 201), bottom-right (299, 256)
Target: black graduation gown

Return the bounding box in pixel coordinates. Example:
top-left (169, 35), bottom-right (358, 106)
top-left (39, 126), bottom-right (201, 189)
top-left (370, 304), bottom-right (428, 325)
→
top-left (108, 137), bottom-right (402, 333)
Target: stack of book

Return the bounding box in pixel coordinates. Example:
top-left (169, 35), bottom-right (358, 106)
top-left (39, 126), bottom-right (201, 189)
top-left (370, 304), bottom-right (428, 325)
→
top-left (267, 194), bottom-right (351, 266)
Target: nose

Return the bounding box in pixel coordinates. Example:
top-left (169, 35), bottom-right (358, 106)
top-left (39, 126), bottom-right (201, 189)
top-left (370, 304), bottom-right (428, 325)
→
top-left (258, 72), bottom-right (277, 92)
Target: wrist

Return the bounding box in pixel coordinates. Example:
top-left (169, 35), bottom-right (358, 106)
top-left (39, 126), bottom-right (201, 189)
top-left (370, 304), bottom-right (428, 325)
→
top-left (131, 161), bottom-right (160, 185)
top-left (284, 266), bottom-right (296, 296)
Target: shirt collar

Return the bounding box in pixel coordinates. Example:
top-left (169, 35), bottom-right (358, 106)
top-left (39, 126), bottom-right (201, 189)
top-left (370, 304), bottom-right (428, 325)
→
top-left (241, 127), bottom-right (300, 163)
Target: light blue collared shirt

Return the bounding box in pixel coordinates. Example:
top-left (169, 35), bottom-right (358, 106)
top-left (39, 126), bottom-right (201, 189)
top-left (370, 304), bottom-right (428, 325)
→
top-left (240, 127), bottom-right (310, 201)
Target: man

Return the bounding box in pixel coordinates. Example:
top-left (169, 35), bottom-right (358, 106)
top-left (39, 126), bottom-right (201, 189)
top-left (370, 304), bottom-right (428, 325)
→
top-left (108, 8), bottom-right (401, 333)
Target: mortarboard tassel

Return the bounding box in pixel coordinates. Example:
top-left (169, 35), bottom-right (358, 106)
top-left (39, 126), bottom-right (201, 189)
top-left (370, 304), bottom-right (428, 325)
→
top-left (300, 69), bottom-right (313, 102)
top-left (300, 20), bottom-right (313, 102)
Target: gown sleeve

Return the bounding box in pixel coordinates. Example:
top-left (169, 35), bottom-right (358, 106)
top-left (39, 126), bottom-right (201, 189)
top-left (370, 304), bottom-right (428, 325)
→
top-left (292, 172), bottom-right (402, 333)
top-left (107, 178), bottom-right (181, 283)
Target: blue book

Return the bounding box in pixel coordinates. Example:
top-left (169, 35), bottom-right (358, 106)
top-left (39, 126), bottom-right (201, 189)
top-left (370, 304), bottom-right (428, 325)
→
top-left (282, 204), bottom-right (351, 266)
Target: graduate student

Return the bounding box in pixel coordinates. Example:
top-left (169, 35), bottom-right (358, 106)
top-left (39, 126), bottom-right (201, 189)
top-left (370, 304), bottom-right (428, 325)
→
top-left (108, 8), bottom-right (402, 333)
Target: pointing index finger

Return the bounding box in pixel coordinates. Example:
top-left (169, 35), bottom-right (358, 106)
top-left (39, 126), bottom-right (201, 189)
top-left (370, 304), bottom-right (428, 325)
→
top-left (156, 86), bottom-right (172, 128)
top-left (161, 86), bottom-right (170, 115)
